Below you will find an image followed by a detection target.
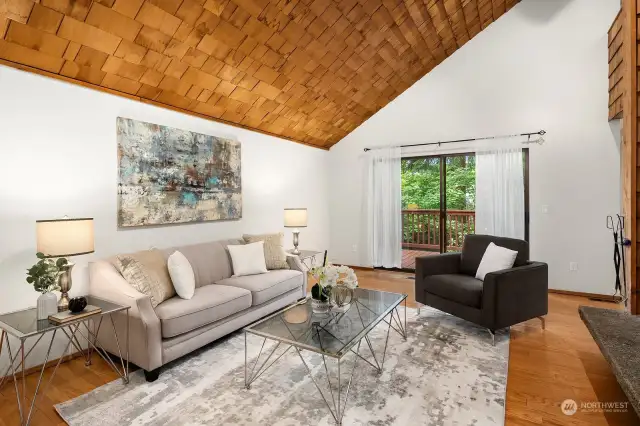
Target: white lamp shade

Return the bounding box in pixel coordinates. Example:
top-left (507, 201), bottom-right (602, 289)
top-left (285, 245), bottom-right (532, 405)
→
top-left (36, 218), bottom-right (95, 257)
top-left (284, 208), bottom-right (307, 228)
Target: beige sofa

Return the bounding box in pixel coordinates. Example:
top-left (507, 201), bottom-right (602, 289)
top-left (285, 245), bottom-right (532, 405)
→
top-left (88, 238), bottom-right (307, 381)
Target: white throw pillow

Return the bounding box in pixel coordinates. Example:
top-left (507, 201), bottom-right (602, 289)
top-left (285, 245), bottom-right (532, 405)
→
top-left (167, 251), bottom-right (195, 300)
top-left (228, 241), bottom-right (268, 277)
top-left (475, 242), bottom-right (519, 281)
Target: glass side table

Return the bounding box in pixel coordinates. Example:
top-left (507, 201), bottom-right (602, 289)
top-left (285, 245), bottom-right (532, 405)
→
top-left (0, 296), bottom-right (130, 426)
top-left (286, 249), bottom-right (323, 269)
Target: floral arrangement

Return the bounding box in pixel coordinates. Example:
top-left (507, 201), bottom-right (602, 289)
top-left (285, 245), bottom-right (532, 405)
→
top-left (309, 264), bottom-right (358, 302)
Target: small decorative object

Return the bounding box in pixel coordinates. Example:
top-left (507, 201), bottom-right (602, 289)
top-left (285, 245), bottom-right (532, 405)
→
top-left (331, 265), bottom-right (358, 312)
top-left (36, 217), bottom-right (95, 312)
top-left (27, 252), bottom-right (66, 320)
top-left (284, 208), bottom-right (307, 255)
top-left (117, 117), bottom-right (242, 227)
top-left (310, 264), bottom-right (358, 313)
top-left (331, 286), bottom-right (355, 312)
top-left (310, 282), bottom-right (331, 314)
top-left (68, 296), bottom-right (88, 313)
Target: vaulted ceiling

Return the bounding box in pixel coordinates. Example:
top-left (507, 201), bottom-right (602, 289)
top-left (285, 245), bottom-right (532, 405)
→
top-left (0, 0), bottom-right (518, 148)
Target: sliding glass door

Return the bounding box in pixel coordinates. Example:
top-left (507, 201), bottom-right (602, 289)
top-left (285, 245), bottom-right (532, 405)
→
top-left (401, 157), bottom-right (441, 270)
top-left (444, 154), bottom-right (476, 253)
top-left (401, 153), bottom-right (476, 269)
top-left (401, 150), bottom-right (529, 271)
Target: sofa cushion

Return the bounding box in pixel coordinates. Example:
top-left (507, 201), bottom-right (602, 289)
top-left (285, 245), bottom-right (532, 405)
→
top-left (460, 235), bottom-right (529, 276)
top-left (160, 239), bottom-right (243, 287)
top-left (228, 241), bottom-right (268, 277)
top-left (475, 243), bottom-right (518, 281)
top-left (155, 284), bottom-right (251, 338)
top-left (216, 270), bottom-right (303, 306)
top-left (424, 274), bottom-right (484, 308)
top-left (243, 233), bottom-right (289, 270)
top-left (112, 250), bottom-right (175, 307)
top-left (167, 251), bottom-right (195, 299)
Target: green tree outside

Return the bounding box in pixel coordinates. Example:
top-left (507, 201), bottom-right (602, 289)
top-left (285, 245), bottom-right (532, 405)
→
top-left (401, 155), bottom-right (476, 251)
top-left (401, 155), bottom-right (476, 210)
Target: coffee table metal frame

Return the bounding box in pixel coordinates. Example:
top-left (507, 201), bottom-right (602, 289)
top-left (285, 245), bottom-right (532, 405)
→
top-left (0, 297), bottom-right (130, 426)
top-left (244, 291), bottom-right (407, 425)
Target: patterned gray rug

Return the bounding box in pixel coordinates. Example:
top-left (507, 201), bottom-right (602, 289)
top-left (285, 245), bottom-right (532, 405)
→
top-left (55, 307), bottom-right (509, 425)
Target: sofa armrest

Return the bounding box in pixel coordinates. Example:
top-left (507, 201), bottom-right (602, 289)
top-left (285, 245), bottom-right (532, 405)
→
top-left (286, 254), bottom-right (308, 297)
top-left (482, 261), bottom-right (549, 330)
top-left (88, 260), bottom-right (163, 371)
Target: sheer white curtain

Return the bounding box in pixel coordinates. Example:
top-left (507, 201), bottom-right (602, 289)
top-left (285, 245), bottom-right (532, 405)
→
top-left (475, 148), bottom-right (525, 239)
top-left (367, 147), bottom-right (402, 268)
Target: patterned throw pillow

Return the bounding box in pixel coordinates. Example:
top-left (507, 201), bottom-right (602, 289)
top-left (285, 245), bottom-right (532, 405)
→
top-left (242, 233), bottom-right (290, 270)
top-left (113, 250), bottom-right (175, 307)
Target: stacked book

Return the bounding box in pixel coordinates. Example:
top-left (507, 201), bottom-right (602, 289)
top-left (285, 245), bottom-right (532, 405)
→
top-left (48, 305), bottom-right (102, 324)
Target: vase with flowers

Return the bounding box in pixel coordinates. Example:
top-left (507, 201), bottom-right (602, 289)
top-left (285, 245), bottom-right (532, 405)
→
top-left (310, 264), bottom-right (358, 313)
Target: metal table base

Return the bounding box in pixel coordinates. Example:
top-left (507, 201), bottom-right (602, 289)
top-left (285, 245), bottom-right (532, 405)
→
top-left (0, 310), bottom-right (129, 426)
top-left (244, 300), bottom-right (407, 425)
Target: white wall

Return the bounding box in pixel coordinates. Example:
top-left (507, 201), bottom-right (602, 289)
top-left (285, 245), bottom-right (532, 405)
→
top-left (0, 64), bottom-right (329, 369)
top-left (328, 0), bottom-right (622, 295)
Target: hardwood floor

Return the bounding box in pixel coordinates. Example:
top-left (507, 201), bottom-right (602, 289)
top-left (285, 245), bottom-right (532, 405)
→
top-left (0, 269), bottom-right (638, 425)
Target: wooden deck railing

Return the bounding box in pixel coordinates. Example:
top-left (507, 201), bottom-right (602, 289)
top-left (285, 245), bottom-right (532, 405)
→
top-left (402, 209), bottom-right (475, 252)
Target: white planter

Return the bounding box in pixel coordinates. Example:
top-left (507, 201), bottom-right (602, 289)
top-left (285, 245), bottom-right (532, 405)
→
top-left (37, 292), bottom-right (58, 320)
top-left (311, 299), bottom-right (331, 315)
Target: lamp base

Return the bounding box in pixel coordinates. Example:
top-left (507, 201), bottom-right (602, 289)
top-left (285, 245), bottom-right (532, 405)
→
top-left (292, 230), bottom-right (301, 255)
top-left (58, 262), bottom-right (74, 312)
top-left (58, 292), bottom-right (70, 312)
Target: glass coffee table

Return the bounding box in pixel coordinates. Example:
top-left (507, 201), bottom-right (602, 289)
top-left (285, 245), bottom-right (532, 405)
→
top-left (0, 296), bottom-right (130, 426)
top-left (244, 288), bottom-right (407, 425)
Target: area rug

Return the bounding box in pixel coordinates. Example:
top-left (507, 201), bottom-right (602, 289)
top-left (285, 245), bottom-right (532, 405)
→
top-left (55, 307), bottom-right (509, 425)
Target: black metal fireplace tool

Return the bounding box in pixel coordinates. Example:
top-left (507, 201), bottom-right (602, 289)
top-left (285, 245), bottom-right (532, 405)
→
top-left (603, 214), bottom-right (629, 305)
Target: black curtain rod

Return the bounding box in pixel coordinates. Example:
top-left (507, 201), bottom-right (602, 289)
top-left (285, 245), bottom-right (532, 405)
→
top-left (362, 130), bottom-right (546, 152)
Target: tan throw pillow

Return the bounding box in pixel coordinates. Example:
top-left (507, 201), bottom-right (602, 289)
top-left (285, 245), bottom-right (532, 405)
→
top-left (243, 233), bottom-right (289, 270)
top-left (113, 249), bottom-right (175, 307)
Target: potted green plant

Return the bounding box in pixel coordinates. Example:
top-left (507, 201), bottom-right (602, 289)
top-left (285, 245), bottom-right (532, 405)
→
top-left (27, 252), bottom-right (68, 319)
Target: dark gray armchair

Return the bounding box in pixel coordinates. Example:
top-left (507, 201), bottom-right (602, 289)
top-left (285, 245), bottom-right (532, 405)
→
top-left (415, 234), bottom-right (548, 344)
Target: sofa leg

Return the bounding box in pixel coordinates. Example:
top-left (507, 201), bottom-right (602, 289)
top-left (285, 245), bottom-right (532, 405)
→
top-left (144, 368), bottom-right (160, 382)
top-left (537, 316), bottom-right (546, 330)
top-left (487, 329), bottom-right (496, 346)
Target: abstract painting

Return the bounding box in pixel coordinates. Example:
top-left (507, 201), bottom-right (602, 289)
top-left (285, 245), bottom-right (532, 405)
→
top-left (117, 117), bottom-right (241, 227)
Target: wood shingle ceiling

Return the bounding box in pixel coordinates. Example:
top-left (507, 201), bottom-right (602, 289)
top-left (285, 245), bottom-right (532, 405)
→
top-left (0, 0), bottom-right (519, 149)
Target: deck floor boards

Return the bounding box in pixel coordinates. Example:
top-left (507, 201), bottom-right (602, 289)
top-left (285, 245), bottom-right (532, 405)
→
top-left (402, 249), bottom-right (442, 270)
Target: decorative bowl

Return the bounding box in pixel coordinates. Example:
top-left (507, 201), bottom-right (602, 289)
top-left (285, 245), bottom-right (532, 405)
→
top-left (68, 297), bottom-right (87, 313)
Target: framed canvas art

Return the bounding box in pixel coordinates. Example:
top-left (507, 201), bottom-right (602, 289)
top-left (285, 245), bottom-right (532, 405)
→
top-left (117, 118), bottom-right (242, 227)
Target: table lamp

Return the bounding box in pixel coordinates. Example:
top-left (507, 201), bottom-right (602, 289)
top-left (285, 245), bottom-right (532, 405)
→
top-left (36, 217), bottom-right (94, 312)
top-left (284, 208), bottom-right (307, 255)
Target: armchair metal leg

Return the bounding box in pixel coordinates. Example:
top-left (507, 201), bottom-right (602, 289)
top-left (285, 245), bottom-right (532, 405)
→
top-left (487, 329), bottom-right (496, 346)
top-left (537, 316), bottom-right (546, 330)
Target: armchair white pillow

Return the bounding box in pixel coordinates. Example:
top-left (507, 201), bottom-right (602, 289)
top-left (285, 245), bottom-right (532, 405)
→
top-left (228, 241), bottom-right (268, 277)
top-left (475, 242), bottom-right (518, 281)
top-left (167, 251), bottom-right (195, 299)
